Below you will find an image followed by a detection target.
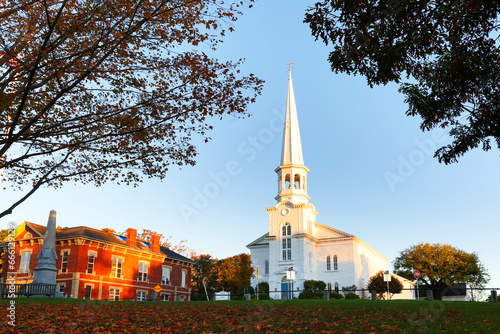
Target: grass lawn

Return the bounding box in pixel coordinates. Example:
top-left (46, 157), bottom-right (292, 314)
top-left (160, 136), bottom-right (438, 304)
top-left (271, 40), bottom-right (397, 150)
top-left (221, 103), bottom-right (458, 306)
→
top-left (0, 298), bottom-right (498, 333)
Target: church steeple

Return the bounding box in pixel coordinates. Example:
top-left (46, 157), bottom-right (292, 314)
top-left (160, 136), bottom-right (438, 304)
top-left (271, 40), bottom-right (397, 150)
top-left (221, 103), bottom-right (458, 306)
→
top-left (275, 70), bottom-right (310, 204)
top-left (281, 69), bottom-right (304, 166)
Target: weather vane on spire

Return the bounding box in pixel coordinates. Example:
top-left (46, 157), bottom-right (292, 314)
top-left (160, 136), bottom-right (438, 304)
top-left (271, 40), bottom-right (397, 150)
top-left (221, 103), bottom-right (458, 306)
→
top-left (287, 61), bottom-right (295, 72)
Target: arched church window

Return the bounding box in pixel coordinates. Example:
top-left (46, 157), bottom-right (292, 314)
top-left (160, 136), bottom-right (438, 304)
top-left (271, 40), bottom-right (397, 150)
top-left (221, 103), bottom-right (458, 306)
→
top-left (294, 174), bottom-right (301, 189)
top-left (326, 256), bottom-right (331, 271)
top-left (333, 255), bottom-right (338, 271)
top-left (264, 260), bottom-right (269, 275)
top-left (327, 283), bottom-right (332, 291)
top-left (285, 174), bottom-right (291, 189)
top-left (282, 223), bottom-right (291, 236)
top-left (334, 283), bottom-right (339, 293)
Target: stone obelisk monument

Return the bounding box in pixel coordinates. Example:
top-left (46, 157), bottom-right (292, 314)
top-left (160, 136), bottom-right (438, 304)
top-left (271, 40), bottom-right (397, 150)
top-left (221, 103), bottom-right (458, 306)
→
top-left (32, 210), bottom-right (58, 284)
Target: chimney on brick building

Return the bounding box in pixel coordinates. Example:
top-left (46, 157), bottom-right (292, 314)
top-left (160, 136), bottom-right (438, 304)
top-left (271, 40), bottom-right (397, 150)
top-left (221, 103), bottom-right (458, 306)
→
top-left (150, 234), bottom-right (161, 253)
top-left (126, 228), bottom-right (138, 247)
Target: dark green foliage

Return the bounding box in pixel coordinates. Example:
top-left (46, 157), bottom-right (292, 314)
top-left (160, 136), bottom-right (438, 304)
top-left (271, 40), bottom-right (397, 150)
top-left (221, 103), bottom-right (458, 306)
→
top-left (256, 282), bottom-right (269, 294)
top-left (305, 0), bottom-right (500, 164)
top-left (252, 293), bottom-right (270, 300)
top-left (303, 280), bottom-right (326, 291)
top-left (298, 291), bottom-right (324, 299)
top-left (344, 292), bottom-right (360, 299)
top-left (330, 291), bottom-right (344, 299)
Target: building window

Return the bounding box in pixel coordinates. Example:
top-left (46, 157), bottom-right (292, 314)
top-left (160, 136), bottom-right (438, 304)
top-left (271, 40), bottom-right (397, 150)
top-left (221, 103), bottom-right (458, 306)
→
top-left (87, 253), bottom-right (95, 274)
top-left (61, 250), bottom-right (69, 273)
top-left (333, 255), bottom-right (338, 271)
top-left (327, 283), bottom-right (332, 291)
top-left (282, 223), bottom-right (291, 236)
top-left (111, 257), bottom-right (123, 278)
top-left (161, 293), bottom-right (169, 302)
top-left (162, 266), bottom-right (171, 285)
top-left (326, 256), bottom-right (331, 271)
top-left (20, 251), bottom-right (31, 273)
top-left (264, 260), bottom-right (269, 275)
top-left (181, 270), bottom-right (187, 287)
top-left (136, 290), bottom-right (147, 301)
top-left (57, 283), bottom-right (66, 294)
top-left (282, 238), bottom-right (291, 260)
top-left (84, 285), bottom-right (92, 300)
top-left (138, 262), bottom-right (148, 282)
top-left (109, 288), bottom-right (120, 301)
top-left (334, 283), bottom-right (339, 293)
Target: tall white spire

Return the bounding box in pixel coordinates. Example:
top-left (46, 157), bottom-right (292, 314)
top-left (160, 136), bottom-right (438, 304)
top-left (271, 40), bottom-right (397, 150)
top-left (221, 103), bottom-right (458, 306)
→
top-left (275, 69), bottom-right (310, 204)
top-left (281, 69), bottom-right (304, 166)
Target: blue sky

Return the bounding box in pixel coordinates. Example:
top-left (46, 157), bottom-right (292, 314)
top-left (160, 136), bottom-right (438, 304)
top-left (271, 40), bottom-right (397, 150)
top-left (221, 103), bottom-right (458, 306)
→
top-left (1, 1), bottom-right (499, 289)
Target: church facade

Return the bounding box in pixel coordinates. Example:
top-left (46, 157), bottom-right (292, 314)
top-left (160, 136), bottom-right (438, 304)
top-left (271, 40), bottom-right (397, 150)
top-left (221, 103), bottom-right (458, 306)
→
top-left (247, 70), bottom-right (389, 299)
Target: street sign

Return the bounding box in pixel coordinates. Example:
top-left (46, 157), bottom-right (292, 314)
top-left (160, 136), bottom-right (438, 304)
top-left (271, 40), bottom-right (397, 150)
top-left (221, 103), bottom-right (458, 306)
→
top-left (153, 285), bottom-right (162, 293)
top-left (413, 270), bottom-right (421, 279)
top-left (383, 274), bottom-right (391, 282)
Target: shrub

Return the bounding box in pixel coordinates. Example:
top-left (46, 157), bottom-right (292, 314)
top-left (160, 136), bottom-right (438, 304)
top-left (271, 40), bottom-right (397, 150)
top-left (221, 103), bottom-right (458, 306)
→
top-left (303, 280), bottom-right (326, 291)
top-left (299, 291), bottom-right (324, 299)
top-left (256, 282), bottom-right (269, 294)
top-left (345, 292), bottom-right (360, 299)
top-left (330, 291), bottom-right (344, 299)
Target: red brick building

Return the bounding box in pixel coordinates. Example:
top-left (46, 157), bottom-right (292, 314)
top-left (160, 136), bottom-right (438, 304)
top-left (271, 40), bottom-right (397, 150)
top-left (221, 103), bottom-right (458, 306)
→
top-left (1, 222), bottom-right (194, 301)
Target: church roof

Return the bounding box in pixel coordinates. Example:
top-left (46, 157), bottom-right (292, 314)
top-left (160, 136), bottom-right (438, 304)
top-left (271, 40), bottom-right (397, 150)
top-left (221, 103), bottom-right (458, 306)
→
top-left (315, 222), bottom-right (355, 238)
top-left (280, 70), bottom-right (304, 166)
top-left (246, 232), bottom-right (269, 248)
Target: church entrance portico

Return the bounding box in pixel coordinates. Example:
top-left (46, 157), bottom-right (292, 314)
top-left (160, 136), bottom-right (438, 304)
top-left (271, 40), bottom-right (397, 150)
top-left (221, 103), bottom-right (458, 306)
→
top-left (281, 276), bottom-right (293, 300)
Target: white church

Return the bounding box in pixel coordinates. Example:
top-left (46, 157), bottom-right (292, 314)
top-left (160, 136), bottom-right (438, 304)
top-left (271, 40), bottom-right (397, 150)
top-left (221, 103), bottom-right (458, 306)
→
top-left (247, 70), bottom-right (389, 299)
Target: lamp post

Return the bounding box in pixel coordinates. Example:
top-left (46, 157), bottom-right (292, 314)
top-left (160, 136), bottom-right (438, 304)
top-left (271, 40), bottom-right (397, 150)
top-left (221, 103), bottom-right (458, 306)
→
top-left (383, 271), bottom-right (391, 300)
top-left (286, 267), bottom-right (295, 300)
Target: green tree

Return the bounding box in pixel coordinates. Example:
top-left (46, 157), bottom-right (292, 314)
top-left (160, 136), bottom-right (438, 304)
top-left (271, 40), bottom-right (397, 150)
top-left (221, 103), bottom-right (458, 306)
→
top-left (191, 254), bottom-right (219, 300)
top-left (393, 243), bottom-right (490, 300)
top-left (367, 271), bottom-right (403, 300)
top-left (305, 1), bottom-right (499, 164)
top-left (0, 0), bottom-right (263, 218)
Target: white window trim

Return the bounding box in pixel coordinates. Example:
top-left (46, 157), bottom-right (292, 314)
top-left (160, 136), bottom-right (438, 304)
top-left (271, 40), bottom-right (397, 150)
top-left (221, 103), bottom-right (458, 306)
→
top-left (161, 266), bottom-right (172, 285)
top-left (59, 249), bottom-right (70, 273)
top-left (160, 292), bottom-right (170, 302)
top-left (136, 289), bottom-right (148, 301)
top-left (86, 251), bottom-right (97, 275)
top-left (19, 250), bottom-right (31, 274)
top-left (111, 256), bottom-right (125, 279)
top-left (138, 261), bottom-right (150, 282)
top-left (109, 287), bottom-right (122, 301)
top-left (181, 269), bottom-right (187, 288)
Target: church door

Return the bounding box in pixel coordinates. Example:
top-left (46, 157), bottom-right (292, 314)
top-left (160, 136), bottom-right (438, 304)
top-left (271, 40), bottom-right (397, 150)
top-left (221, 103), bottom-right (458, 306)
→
top-left (281, 277), bottom-right (293, 300)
